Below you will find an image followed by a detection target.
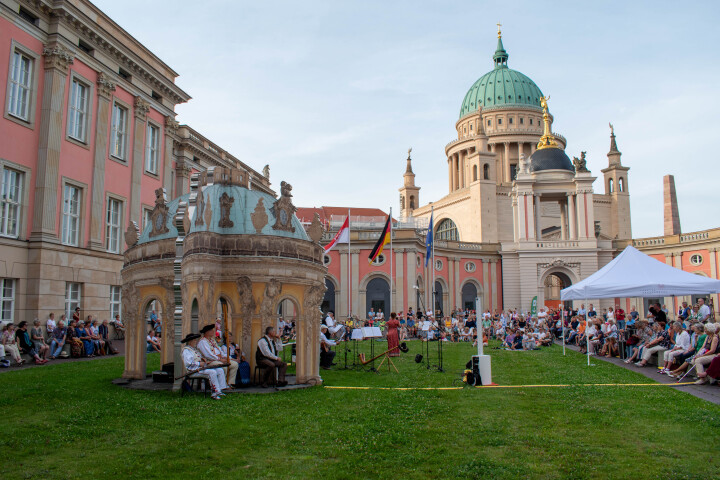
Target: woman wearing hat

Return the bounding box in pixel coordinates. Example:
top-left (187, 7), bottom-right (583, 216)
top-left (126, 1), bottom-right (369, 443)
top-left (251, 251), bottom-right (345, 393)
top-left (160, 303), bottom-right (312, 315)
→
top-left (181, 333), bottom-right (225, 400)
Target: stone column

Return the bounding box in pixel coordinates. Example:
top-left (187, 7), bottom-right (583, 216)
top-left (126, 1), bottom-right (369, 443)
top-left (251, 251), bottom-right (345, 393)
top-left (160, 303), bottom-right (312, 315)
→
top-left (491, 259), bottom-right (499, 311)
top-left (31, 44), bottom-right (74, 241)
top-left (448, 257), bottom-right (454, 312)
top-left (530, 142), bottom-right (537, 154)
top-left (164, 117), bottom-right (179, 197)
top-left (175, 162), bottom-right (192, 195)
top-left (560, 200), bottom-right (568, 240)
top-left (527, 193), bottom-right (536, 240)
top-left (504, 142), bottom-right (511, 183)
top-left (130, 97), bottom-right (150, 225)
top-left (448, 158), bottom-right (453, 192)
top-left (568, 193), bottom-right (577, 240)
top-left (512, 197), bottom-right (519, 242)
top-left (340, 250), bottom-right (348, 316)
top-left (517, 193), bottom-right (527, 240)
top-left (454, 154), bottom-right (460, 190)
top-left (481, 259), bottom-right (490, 310)
top-left (459, 151), bottom-right (465, 188)
top-left (395, 248), bottom-right (404, 313)
top-left (454, 257), bottom-right (461, 309)
top-left (534, 194), bottom-right (541, 240)
top-left (351, 249), bottom-right (360, 317)
top-left (88, 73), bottom-right (116, 250)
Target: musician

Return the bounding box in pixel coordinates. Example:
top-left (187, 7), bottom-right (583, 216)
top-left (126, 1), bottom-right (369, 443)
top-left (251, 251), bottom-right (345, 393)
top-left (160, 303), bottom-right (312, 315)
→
top-left (324, 311), bottom-right (346, 341)
top-left (319, 324), bottom-right (336, 369)
top-left (197, 324), bottom-right (238, 388)
top-left (256, 326), bottom-right (287, 388)
top-left (181, 333), bottom-right (225, 400)
top-left (386, 312), bottom-right (400, 357)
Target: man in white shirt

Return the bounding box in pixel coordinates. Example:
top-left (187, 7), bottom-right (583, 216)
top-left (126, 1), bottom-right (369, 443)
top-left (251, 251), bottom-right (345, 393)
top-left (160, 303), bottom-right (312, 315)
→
top-left (319, 324), bottom-right (336, 369)
top-left (697, 298), bottom-right (711, 323)
top-left (256, 326), bottom-right (287, 387)
top-left (197, 324), bottom-right (238, 388)
top-left (324, 311), bottom-right (345, 341)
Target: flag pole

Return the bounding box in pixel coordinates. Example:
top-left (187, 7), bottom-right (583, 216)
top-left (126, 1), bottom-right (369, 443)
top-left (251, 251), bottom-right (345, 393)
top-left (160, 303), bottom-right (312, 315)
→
top-left (431, 206), bottom-right (435, 316)
top-left (348, 208), bottom-right (351, 320)
top-left (389, 207), bottom-right (393, 315)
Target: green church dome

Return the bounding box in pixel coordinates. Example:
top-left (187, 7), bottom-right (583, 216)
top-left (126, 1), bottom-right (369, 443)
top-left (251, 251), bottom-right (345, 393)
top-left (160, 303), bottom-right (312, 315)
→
top-left (459, 37), bottom-right (543, 118)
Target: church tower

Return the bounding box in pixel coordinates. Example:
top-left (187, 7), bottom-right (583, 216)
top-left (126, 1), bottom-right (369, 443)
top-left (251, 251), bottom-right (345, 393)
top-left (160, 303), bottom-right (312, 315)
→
top-left (399, 149), bottom-right (420, 219)
top-left (601, 124), bottom-right (631, 239)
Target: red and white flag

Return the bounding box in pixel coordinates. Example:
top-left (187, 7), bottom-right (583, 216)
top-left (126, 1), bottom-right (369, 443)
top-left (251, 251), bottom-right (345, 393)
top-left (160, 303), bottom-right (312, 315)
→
top-left (324, 217), bottom-right (349, 253)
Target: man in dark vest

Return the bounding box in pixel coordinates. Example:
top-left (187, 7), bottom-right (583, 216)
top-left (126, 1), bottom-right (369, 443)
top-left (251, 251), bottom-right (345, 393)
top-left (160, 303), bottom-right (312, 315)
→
top-left (256, 326), bottom-right (287, 388)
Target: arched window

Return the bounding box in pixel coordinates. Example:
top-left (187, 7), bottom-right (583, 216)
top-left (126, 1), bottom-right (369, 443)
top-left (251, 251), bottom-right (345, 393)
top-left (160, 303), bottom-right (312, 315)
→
top-left (483, 163), bottom-right (489, 180)
top-left (436, 218), bottom-right (459, 241)
top-left (409, 195), bottom-right (415, 209)
top-left (473, 165), bottom-right (478, 181)
top-left (618, 177), bottom-right (624, 192)
top-left (608, 178), bottom-right (614, 193)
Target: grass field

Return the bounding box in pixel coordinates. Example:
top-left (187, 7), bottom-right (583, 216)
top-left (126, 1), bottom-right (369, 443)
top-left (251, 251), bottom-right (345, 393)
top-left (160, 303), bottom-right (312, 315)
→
top-left (2, 340), bottom-right (719, 479)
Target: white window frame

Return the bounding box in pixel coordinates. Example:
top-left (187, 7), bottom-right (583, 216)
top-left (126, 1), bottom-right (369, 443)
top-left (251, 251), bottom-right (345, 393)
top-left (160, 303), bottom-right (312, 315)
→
top-left (690, 254), bottom-right (703, 266)
top-left (4, 41), bottom-right (39, 128)
top-left (0, 278), bottom-right (16, 323)
top-left (110, 101), bottom-right (128, 160)
top-left (110, 285), bottom-right (122, 320)
top-left (65, 282), bottom-right (81, 319)
top-left (67, 74), bottom-right (92, 143)
top-left (105, 196), bottom-right (123, 253)
top-left (142, 207), bottom-right (153, 232)
top-left (0, 166), bottom-right (23, 238)
top-left (145, 122), bottom-right (160, 175)
top-left (62, 184), bottom-right (82, 246)
top-left (7, 49), bottom-right (32, 120)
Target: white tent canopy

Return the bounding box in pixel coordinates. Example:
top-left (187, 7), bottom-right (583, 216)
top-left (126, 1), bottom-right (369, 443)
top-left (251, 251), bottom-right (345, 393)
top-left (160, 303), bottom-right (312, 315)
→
top-left (561, 245), bottom-right (720, 301)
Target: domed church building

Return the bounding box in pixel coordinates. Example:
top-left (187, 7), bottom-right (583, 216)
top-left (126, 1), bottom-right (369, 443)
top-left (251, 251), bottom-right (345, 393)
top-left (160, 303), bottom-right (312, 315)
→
top-left (404, 28), bottom-right (632, 310)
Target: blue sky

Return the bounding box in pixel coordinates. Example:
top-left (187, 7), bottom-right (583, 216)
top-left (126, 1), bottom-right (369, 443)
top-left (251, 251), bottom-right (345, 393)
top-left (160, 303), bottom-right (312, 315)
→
top-left (95, 0), bottom-right (720, 238)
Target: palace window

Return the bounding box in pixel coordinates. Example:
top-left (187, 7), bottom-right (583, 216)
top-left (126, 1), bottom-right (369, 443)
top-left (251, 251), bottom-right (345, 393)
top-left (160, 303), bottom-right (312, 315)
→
top-left (690, 254), bottom-right (703, 266)
top-left (487, 119), bottom-right (491, 126)
top-left (62, 184), bottom-right (81, 246)
top-left (435, 259), bottom-right (443, 271)
top-left (7, 50), bottom-right (33, 120)
top-left (1, 278), bottom-right (16, 323)
top-left (436, 218), bottom-right (459, 241)
top-left (520, 117), bottom-right (524, 125)
top-left (145, 123), bottom-right (160, 174)
top-left (143, 208), bottom-right (152, 231)
top-left (68, 78), bottom-right (90, 142)
top-left (497, 118), bottom-right (502, 125)
top-left (65, 282), bottom-right (81, 318)
top-left (110, 285), bottom-right (122, 320)
top-left (1, 167), bottom-right (23, 238)
top-left (106, 198), bottom-right (123, 253)
top-left (371, 254), bottom-right (385, 266)
top-left (110, 102), bottom-right (128, 160)
top-left (509, 117), bottom-right (513, 124)
top-left (465, 262), bottom-right (476, 273)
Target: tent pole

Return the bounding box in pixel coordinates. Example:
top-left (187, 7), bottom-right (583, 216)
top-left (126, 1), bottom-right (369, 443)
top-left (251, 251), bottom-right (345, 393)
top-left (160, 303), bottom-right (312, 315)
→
top-left (586, 298), bottom-right (590, 366)
top-left (562, 309), bottom-right (566, 356)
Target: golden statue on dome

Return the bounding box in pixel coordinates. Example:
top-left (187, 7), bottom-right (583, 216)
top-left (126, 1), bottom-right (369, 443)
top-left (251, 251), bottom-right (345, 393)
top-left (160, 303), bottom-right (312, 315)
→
top-left (537, 95), bottom-right (558, 150)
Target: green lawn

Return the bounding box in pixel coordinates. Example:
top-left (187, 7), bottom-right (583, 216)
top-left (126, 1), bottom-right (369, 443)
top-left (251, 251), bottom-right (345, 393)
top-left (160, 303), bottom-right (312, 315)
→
top-left (2, 340), bottom-right (719, 479)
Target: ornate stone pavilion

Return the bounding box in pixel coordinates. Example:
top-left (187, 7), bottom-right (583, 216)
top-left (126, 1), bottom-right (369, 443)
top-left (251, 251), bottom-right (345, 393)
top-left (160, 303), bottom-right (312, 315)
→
top-left (121, 167), bottom-right (327, 387)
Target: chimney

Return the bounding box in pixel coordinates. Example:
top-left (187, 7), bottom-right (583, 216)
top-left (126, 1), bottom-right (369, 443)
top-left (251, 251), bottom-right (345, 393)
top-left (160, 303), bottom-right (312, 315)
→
top-left (663, 175), bottom-right (681, 236)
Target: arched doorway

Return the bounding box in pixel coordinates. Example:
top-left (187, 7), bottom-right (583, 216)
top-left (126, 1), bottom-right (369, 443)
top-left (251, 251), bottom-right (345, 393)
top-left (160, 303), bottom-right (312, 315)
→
top-left (366, 277), bottom-right (390, 318)
top-left (434, 280), bottom-right (444, 316)
top-left (544, 272), bottom-right (572, 310)
top-left (277, 298), bottom-right (297, 330)
top-left (461, 282), bottom-right (477, 311)
top-left (322, 277), bottom-right (335, 315)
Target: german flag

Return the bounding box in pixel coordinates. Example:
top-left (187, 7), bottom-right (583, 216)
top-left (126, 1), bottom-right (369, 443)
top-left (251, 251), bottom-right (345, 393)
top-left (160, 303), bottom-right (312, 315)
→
top-left (368, 214), bottom-right (391, 264)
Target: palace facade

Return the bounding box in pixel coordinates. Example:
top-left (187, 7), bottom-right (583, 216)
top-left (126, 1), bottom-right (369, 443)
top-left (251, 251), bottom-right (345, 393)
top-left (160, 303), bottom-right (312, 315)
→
top-left (0, 0), bottom-right (271, 325)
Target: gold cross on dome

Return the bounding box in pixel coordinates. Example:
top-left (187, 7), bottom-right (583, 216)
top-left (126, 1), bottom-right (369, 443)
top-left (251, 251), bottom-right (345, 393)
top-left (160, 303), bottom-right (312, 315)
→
top-left (497, 22), bottom-right (502, 38)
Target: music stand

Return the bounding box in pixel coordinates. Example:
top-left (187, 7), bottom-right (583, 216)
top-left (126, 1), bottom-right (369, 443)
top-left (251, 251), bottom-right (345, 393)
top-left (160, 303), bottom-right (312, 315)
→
top-left (351, 328), bottom-right (364, 370)
top-left (362, 327), bottom-right (382, 372)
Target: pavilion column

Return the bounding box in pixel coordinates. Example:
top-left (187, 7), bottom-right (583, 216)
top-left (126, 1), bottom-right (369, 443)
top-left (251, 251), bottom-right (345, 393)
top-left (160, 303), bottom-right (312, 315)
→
top-left (568, 193), bottom-right (577, 240)
top-left (512, 197), bottom-right (519, 242)
top-left (31, 43), bottom-right (74, 241)
top-left (560, 200), bottom-right (568, 240)
top-left (503, 142), bottom-right (511, 183)
top-left (460, 150), bottom-right (466, 188)
top-left (448, 158), bottom-right (453, 192)
top-left (527, 193), bottom-right (536, 240)
top-left (517, 193), bottom-right (527, 240)
top-left (530, 142), bottom-right (537, 154)
top-left (88, 73), bottom-right (115, 250)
